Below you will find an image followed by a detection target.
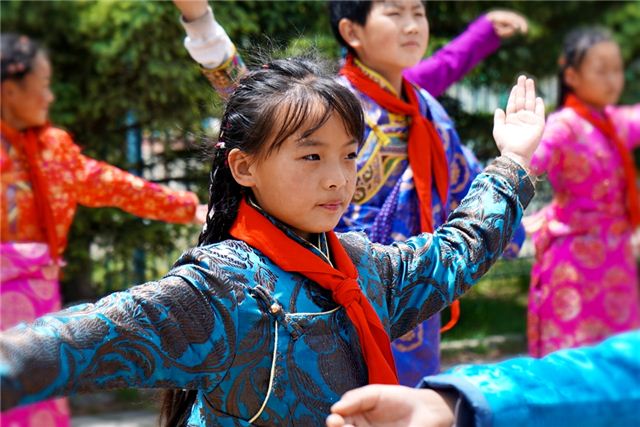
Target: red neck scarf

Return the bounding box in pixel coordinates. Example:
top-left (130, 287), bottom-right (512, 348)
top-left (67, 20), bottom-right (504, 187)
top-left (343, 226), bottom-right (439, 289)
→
top-left (339, 54), bottom-right (449, 233)
top-left (340, 55), bottom-right (459, 332)
top-left (564, 94), bottom-right (640, 227)
top-left (229, 199), bottom-right (398, 385)
top-left (1, 120), bottom-right (60, 259)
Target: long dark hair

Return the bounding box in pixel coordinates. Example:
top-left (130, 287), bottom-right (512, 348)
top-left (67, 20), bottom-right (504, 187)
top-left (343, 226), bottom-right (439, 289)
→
top-left (557, 27), bottom-right (614, 107)
top-left (159, 56), bottom-right (363, 426)
top-left (1, 33), bottom-right (47, 83)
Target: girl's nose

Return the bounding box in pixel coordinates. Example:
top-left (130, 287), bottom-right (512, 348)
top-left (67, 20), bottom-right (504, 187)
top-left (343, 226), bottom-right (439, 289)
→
top-left (324, 167), bottom-right (348, 190)
top-left (46, 88), bottom-right (55, 105)
top-left (405, 18), bottom-right (420, 34)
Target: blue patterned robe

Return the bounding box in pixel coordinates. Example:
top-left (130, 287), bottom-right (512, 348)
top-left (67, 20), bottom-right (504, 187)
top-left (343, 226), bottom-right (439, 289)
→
top-left (335, 65), bottom-right (524, 385)
top-left (0, 159), bottom-right (533, 426)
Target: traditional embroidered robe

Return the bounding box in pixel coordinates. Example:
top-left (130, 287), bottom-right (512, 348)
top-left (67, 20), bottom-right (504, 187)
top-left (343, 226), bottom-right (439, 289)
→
top-left (1, 159), bottom-right (533, 426)
top-left (528, 104), bottom-right (640, 356)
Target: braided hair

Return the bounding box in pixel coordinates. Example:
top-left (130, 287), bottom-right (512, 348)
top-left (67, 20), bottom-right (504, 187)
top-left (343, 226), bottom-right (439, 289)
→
top-left (557, 27), bottom-right (614, 107)
top-left (160, 55), bottom-right (363, 427)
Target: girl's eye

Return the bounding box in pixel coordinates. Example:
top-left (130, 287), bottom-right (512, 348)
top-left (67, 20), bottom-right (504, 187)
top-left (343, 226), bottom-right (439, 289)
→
top-left (346, 152), bottom-right (358, 160)
top-left (302, 154), bottom-right (320, 161)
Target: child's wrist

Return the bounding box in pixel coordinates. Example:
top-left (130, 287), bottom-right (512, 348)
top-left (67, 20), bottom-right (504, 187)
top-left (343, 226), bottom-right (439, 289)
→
top-left (180, 6), bottom-right (235, 69)
top-left (500, 152), bottom-right (531, 174)
top-left (178, 1), bottom-right (210, 23)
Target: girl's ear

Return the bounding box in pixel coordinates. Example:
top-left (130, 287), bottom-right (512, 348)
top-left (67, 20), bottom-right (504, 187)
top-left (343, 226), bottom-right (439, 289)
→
top-left (227, 148), bottom-right (257, 188)
top-left (564, 66), bottom-right (580, 90)
top-left (338, 18), bottom-right (363, 50)
top-left (0, 81), bottom-right (17, 101)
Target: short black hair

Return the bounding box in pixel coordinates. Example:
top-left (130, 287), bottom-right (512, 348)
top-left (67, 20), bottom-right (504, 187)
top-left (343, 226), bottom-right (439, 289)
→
top-left (328, 1), bottom-right (374, 55)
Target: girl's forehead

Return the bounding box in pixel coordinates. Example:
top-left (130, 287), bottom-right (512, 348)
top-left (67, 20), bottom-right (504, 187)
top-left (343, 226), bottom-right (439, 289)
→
top-left (581, 41), bottom-right (621, 64)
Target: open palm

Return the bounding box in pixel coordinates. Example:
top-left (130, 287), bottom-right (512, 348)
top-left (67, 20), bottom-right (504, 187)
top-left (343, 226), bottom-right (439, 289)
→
top-left (493, 75), bottom-right (546, 166)
top-left (326, 385), bottom-right (454, 427)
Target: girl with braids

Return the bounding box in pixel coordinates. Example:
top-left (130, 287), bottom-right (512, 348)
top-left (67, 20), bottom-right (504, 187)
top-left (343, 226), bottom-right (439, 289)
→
top-left (526, 27), bottom-right (640, 357)
top-left (174, 0), bottom-right (531, 387)
top-left (0, 33), bottom-right (206, 427)
top-left (1, 56), bottom-right (544, 426)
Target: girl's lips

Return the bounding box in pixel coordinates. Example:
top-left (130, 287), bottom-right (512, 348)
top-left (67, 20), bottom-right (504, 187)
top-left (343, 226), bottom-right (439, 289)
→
top-left (319, 201), bottom-right (343, 211)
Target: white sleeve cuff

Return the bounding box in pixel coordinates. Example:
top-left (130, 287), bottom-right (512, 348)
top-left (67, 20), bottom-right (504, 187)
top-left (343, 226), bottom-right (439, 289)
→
top-left (180, 6), bottom-right (235, 69)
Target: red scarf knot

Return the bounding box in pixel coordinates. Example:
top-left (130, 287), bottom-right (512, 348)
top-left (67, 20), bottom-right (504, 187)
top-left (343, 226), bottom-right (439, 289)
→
top-left (333, 278), bottom-right (362, 308)
top-left (229, 199), bottom-right (398, 384)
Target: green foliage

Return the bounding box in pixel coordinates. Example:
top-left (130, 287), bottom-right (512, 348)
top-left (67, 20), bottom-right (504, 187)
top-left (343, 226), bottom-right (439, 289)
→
top-left (1, 1), bottom-right (638, 301)
top-left (441, 258), bottom-right (532, 341)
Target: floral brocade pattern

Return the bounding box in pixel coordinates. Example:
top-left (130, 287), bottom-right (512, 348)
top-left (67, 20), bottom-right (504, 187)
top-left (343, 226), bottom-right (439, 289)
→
top-left (528, 104), bottom-right (640, 357)
top-left (0, 126), bottom-right (198, 257)
top-left (1, 159), bottom-right (533, 426)
top-left (0, 242), bottom-right (70, 427)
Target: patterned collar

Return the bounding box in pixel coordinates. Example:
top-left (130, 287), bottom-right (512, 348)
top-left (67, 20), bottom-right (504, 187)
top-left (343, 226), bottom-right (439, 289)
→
top-left (247, 198), bottom-right (333, 266)
top-left (353, 57), bottom-right (399, 96)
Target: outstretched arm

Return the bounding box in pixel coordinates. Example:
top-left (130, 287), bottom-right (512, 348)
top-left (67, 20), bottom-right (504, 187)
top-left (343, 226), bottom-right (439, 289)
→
top-left (404, 11), bottom-right (527, 97)
top-left (74, 151), bottom-right (203, 224)
top-left (173, 0), bottom-right (247, 98)
top-left (0, 251), bottom-right (237, 410)
top-left (327, 331), bottom-right (640, 427)
top-left (45, 128), bottom-right (204, 225)
top-left (377, 77), bottom-right (544, 336)
top-left (609, 103), bottom-right (640, 149)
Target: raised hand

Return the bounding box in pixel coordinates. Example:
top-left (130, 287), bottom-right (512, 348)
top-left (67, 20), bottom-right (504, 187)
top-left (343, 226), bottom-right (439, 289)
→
top-left (493, 75), bottom-right (545, 169)
top-left (486, 10), bottom-right (529, 38)
top-left (173, 0), bottom-right (209, 22)
top-left (326, 385), bottom-right (455, 427)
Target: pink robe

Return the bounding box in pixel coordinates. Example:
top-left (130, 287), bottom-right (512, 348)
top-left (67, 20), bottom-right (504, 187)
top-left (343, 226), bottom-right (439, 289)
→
top-left (0, 243), bottom-right (70, 427)
top-left (528, 104), bottom-right (640, 357)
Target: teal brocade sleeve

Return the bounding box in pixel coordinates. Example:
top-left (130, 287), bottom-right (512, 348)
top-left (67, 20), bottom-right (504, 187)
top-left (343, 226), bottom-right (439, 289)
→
top-left (345, 156), bottom-right (534, 339)
top-left (0, 272), bottom-right (238, 410)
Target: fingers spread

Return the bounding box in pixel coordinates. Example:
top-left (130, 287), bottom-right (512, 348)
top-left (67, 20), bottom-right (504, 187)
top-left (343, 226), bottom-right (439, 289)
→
top-left (515, 75), bottom-right (526, 111)
top-left (506, 85), bottom-right (517, 115)
top-left (525, 78), bottom-right (536, 111)
top-left (494, 108), bottom-right (506, 127)
top-left (535, 97), bottom-right (546, 120)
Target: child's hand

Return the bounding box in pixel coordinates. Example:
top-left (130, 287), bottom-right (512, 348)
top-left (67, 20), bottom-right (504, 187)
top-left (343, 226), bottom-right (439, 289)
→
top-left (486, 10), bottom-right (528, 38)
top-left (493, 75), bottom-right (545, 170)
top-left (173, 0), bottom-right (209, 22)
top-left (326, 385), bottom-right (455, 427)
